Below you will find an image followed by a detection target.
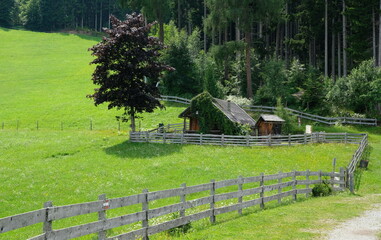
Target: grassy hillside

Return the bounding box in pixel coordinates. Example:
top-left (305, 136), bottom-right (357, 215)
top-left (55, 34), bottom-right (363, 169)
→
top-left (0, 28), bottom-right (181, 131)
top-left (0, 28), bottom-right (380, 240)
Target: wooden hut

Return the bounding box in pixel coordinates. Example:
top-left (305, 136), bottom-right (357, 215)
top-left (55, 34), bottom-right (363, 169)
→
top-left (255, 114), bottom-right (285, 136)
top-left (179, 93), bottom-right (256, 134)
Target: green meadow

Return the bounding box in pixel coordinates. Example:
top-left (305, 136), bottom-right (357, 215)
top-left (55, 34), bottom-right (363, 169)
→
top-left (0, 28), bottom-right (380, 239)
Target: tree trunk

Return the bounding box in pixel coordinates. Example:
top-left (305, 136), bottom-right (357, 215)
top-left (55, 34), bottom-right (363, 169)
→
top-left (325, 0), bottom-right (328, 78)
top-left (99, 1), bottom-right (102, 32)
top-left (276, 23), bottom-right (280, 58)
top-left (130, 112), bottom-right (136, 132)
top-left (331, 18), bottom-right (336, 81)
top-left (245, 30), bottom-right (253, 99)
top-left (285, 2), bottom-right (289, 66)
top-left (158, 7), bottom-right (164, 43)
top-left (343, 0), bottom-right (347, 77)
top-left (338, 32), bottom-right (342, 78)
top-left (309, 38), bottom-right (313, 66)
top-left (236, 17), bottom-right (241, 60)
top-left (224, 26), bottom-right (228, 43)
top-left (259, 21), bottom-right (263, 38)
top-left (95, 11), bottom-right (97, 31)
top-left (81, 0), bottom-right (84, 28)
top-left (178, 0), bottom-right (181, 29)
top-left (108, 0), bottom-right (111, 28)
top-left (204, 0), bottom-right (207, 52)
top-left (373, 7), bottom-right (377, 66)
top-left (378, 0), bottom-right (381, 66)
top-left (159, 20), bottom-right (164, 43)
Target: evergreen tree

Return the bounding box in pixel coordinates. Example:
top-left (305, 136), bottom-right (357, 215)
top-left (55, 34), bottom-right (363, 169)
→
top-left (0, 0), bottom-right (15, 27)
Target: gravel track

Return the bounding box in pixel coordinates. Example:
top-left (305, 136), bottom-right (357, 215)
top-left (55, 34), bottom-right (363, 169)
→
top-left (327, 204), bottom-right (381, 240)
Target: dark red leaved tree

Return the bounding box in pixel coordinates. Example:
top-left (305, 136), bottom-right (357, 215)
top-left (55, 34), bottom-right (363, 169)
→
top-left (88, 13), bottom-right (173, 132)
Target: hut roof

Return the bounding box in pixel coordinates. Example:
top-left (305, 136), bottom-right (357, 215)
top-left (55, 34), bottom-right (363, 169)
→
top-left (255, 114), bottom-right (285, 127)
top-left (179, 98), bottom-right (256, 127)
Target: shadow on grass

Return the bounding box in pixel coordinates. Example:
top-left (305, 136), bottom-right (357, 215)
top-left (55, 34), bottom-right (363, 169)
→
top-left (104, 141), bottom-right (184, 159)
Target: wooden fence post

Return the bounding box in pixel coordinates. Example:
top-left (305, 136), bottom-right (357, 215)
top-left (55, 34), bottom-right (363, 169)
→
top-left (43, 201), bottom-right (53, 240)
top-left (238, 176), bottom-right (243, 215)
top-left (278, 171), bottom-right (282, 204)
top-left (146, 132), bottom-right (149, 143)
top-left (288, 134), bottom-right (291, 146)
top-left (221, 135), bottom-right (225, 146)
top-left (349, 172), bottom-right (355, 193)
top-left (181, 133), bottom-right (184, 144)
top-left (210, 180), bottom-right (216, 223)
top-left (292, 170), bottom-right (297, 201)
top-left (344, 132), bottom-right (348, 144)
top-left (304, 133), bottom-right (307, 145)
top-left (340, 167), bottom-right (345, 190)
top-left (163, 132), bottom-right (167, 144)
top-left (142, 189), bottom-right (149, 240)
top-left (98, 194), bottom-right (108, 240)
top-left (268, 135), bottom-right (272, 147)
top-left (200, 133), bottom-right (203, 145)
top-left (306, 170), bottom-right (310, 198)
top-left (180, 183), bottom-right (186, 218)
top-left (260, 173), bottom-right (264, 209)
top-left (246, 134), bottom-right (250, 146)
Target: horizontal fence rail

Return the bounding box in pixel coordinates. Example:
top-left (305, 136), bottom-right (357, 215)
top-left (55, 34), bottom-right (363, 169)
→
top-left (346, 134), bottom-right (368, 192)
top-left (130, 132), bottom-right (366, 147)
top-left (0, 170), bottom-right (346, 240)
top-left (159, 95), bottom-right (377, 126)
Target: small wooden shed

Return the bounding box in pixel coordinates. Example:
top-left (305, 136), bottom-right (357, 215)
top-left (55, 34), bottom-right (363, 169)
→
top-left (179, 93), bottom-right (256, 134)
top-left (255, 114), bottom-right (285, 136)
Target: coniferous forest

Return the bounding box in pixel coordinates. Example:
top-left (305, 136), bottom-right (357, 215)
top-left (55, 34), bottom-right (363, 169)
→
top-left (1, 0), bottom-right (381, 119)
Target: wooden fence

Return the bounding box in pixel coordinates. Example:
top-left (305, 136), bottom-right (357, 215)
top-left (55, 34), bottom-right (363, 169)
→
top-left (0, 170), bottom-right (346, 240)
top-left (159, 95), bottom-right (378, 126)
top-left (130, 132), bottom-right (366, 147)
top-left (346, 134), bottom-right (368, 192)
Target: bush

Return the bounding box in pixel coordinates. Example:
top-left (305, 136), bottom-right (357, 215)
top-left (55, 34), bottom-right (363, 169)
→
top-left (275, 98), bottom-right (298, 134)
top-left (166, 213), bottom-right (192, 236)
top-left (226, 95), bottom-right (251, 106)
top-left (312, 180), bottom-right (332, 197)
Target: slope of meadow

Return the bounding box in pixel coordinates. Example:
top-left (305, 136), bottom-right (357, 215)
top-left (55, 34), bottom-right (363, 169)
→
top-left (0, 28), bottom-right (380, 240)
top-left (0, 28), bottom-right (180, 131)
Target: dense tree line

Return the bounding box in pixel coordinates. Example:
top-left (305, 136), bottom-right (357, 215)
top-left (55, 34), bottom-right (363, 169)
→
top-left (1, 0), bottom-right (127, 31)
top-left (2, 0), bottom-right (381, 117)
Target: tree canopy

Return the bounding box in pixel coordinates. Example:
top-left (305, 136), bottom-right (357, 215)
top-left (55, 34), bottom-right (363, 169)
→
top-left (88, 13), bottom-right (173, 131)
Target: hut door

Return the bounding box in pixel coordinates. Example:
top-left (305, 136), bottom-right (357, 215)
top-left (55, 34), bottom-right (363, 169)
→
top-left (190, 118), bottom-right (200, 131)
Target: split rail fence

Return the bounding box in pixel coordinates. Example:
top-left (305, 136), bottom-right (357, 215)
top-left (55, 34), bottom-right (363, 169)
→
top-left (0, 131), bottom-right (369, 239)
top-left (130, 132), bottom-right (366, 147)
top-left (159, 95), bottom-right (378, 126)
top-left (0, 170), bottom-right (346, 240)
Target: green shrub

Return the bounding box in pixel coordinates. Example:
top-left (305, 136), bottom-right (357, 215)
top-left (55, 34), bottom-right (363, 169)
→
top-left (312, 181), bottom-right (332, 197)
top-left (166, 212), bottom-right (192, 236)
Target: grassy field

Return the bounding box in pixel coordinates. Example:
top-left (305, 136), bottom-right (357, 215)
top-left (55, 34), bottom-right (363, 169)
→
top-left (0, 28), bottom-right (380, 239)
top-left (0, 28), bottom-right (181, 131)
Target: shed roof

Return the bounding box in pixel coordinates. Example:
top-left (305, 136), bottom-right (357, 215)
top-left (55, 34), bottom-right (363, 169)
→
top-left (179, 98), bottom-right (256, 127)
top-left (257, 114), bottom-right (285, 123)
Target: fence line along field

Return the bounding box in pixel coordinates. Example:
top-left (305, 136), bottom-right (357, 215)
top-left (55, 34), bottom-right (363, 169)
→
top-left (0, 131), bottom-right (368, 239)
top-left (0, 169), bottom-right (347, 240)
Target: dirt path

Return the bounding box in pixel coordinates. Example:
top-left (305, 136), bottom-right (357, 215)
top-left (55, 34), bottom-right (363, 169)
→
top-left (327, 204), bottom-right (381, 240)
